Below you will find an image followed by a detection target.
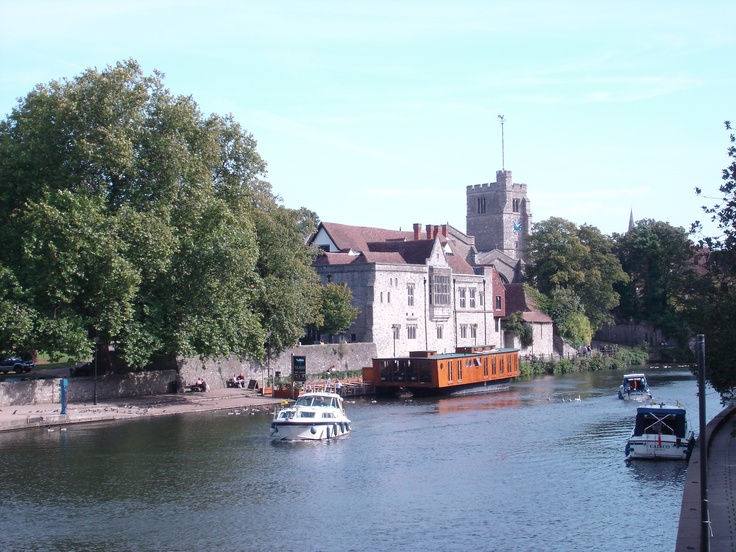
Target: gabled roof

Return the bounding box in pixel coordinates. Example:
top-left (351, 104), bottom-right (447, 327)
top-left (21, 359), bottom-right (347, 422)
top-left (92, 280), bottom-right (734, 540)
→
top-left (310, 222), bottom-right (478, 273)
top-left (314, 222), bottom-right (415, 253)
top-left (504, 283), bottom-right (553, 324)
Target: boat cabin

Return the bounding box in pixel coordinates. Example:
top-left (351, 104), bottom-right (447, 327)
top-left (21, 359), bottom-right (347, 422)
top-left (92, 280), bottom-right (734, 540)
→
top-left (633, 406), bottom-right (688, 439)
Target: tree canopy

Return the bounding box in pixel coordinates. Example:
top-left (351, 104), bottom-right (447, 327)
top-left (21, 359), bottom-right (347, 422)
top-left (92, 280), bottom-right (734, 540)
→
top-left (0, 59), bottom-right (322, 368)
top-left (612, 219), bottom-right (695, 343)
top-left (524, 217), bottom-right (628, 332)
top-left (689, 121), bottom-right (736, 393)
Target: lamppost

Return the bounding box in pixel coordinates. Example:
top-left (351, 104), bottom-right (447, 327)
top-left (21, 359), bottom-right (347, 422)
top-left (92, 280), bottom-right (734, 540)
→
top-left (93, 337), bottom-right (99, 405)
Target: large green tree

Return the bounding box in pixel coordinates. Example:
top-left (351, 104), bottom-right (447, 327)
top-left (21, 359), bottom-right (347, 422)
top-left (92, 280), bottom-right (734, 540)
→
top-left (612, 219), bottom-right (695, 344)
top-left (0, 60), bottom-right (321, 368)
top-left (316, 283), bottom-right (359, 338)
top-left (525, 217), bottom-right (628, 331)
top-left (689, 121), bottom-right (736, 393)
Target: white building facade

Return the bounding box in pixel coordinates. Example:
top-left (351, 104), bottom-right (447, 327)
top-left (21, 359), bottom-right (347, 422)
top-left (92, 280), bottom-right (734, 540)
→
top-left (309, 222), bottom-right (505, 358)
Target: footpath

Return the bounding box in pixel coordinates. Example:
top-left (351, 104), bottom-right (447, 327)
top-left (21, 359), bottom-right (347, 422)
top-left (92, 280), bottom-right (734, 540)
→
top-left (0, 388), bottom-right (282, 432)
top-left (676, 403), bottom-right (736, 552)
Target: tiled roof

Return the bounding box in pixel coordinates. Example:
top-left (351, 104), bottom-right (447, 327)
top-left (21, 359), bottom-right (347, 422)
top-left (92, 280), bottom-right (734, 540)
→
top-left (319, 222), bottom-right (415, 252)
top-left (313, 222), bottom-right (478, 274)
top-left (504, 283), bottom-right (553, 324)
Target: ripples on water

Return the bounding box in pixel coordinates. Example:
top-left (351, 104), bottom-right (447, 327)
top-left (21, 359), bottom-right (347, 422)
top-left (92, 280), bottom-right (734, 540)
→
top-left (0, 367), bottom-right (722, 552)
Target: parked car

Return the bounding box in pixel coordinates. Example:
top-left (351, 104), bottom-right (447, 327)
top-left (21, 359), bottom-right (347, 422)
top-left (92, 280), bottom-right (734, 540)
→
top-left (0, 357), bottom-right (35, 374)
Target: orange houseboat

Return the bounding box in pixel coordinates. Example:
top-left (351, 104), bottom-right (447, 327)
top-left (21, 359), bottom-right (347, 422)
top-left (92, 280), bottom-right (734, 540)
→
top-left (366, 345), bottom-right (520, 396)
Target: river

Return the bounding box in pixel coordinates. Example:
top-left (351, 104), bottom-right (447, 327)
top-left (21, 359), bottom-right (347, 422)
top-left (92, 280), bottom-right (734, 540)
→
top-left (0, 365), bottom-right (723, 552)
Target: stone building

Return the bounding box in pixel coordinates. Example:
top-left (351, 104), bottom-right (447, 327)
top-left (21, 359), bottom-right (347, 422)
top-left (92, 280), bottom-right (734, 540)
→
top-left (309, 222), bottom-right (506, 358)
top-left (466, 169), bottom-right (532, 283)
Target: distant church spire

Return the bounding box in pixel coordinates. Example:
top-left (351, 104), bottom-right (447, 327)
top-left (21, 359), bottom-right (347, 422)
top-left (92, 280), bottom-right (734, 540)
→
top-left (628, 209), bottom-right (634, 232)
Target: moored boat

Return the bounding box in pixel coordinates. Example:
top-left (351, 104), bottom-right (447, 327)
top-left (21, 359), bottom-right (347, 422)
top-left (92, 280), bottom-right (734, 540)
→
top-left (270, 391), bottom-right (351, 441)
top-left (625, 402), bottom-right (695, 460)
top-left (367, 345), bottom-right (520, 397)
top-left (617, 373), bottom-right (651, 401)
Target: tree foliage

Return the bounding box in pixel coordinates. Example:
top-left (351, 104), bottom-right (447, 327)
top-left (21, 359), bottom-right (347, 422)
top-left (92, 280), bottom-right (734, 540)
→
top-left (528, 285), bottom-right (592, 349)
top-left (689, 121), bottom-right (736, 393)
top-left (612, 219), bottom-right (695, 343)
top-left (503, 311), bottom-right (534, 348)
top-left (316, 283), bottom-right (359, 337)
top-left (0, 60), bottom-right (322, 367)
top-left (525, 217), bottom-right (628, 331)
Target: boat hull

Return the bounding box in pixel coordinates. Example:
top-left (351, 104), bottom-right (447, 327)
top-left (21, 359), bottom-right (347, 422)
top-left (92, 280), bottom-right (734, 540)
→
top-left (626, 434), bottom-right (695, 460)
top-left (378, 378), bottom-right (513, 397)
top-left (270, 420), bottom-right (351, 441)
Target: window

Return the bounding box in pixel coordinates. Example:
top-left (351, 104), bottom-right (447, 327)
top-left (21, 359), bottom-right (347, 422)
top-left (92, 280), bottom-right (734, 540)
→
top-left (495, 318), bottom-right (500, 332)
top-left (387, 291), bottom-right (391, 303)
top-left (407, 284), bottom-right (414, 306)
top-left (429, 270), bottom-right (451, 306)
top-left (460, 325), bottom-right (467, 338)
top-left (513, 198), bottom-right (520, 212)
top-left (459, 288), bottom-right (466, 308)
top-left (471, 325), bottom-right (477, 339)
top-left (392, 325), bottom-right (401, 339)
top-left (380, 292), bottom-right (384, 303)
top-left (495, 295), bottom-right (502, 310)
top-left (479, 293), bottom-right (484, 307)
top-left (469, 288), bottom-right (476, 308)
top-left (477, 197), bottom-right (486, 214)
top-left (407, 325), bottom-right (417, 339)
top-left (437, 325), bottom-right (443, 339)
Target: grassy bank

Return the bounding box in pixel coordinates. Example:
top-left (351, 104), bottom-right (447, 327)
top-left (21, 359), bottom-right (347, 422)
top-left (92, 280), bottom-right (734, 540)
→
top-left (520, 347), bottom-right (650, 378)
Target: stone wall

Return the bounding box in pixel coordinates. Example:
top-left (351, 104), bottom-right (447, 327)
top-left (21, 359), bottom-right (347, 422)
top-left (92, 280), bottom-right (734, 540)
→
top-left (595, 323), bottom-right (666, 348)
top-left (178, 342), bottom-right (377, 390)
top-left (0, 343), bottom-right (378, 407)
top-left (0, 370), bottom-right (176, 407)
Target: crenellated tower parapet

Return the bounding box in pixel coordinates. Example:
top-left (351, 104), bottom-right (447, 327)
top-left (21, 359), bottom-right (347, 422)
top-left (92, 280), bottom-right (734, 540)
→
top-left (466, 170), bottom-right (532, 260)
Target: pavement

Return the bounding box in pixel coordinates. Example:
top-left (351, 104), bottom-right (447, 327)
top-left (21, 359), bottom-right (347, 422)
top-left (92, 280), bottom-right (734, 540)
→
top-left (0, 387), bottom-right (282, 432)
top-left (676, 403), bottom-right (736, 552)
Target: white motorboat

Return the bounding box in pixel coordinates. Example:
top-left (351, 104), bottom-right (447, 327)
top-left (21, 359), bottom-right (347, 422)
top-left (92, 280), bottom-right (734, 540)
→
top-left (617, 373), bottom-right (651, 401)
top-left (270, 391), bottom-right (351, 441)
top-left (625, 402), bottom-right (695, 460)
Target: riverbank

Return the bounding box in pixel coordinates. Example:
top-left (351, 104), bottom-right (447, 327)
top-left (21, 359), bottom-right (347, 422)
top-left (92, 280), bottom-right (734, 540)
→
top-left (0, 387), bottom-right (282, 432)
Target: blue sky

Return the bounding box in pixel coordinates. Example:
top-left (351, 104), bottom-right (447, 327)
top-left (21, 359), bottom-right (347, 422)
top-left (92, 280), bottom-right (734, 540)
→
top-left (2, 1), bottom-right (734, 238)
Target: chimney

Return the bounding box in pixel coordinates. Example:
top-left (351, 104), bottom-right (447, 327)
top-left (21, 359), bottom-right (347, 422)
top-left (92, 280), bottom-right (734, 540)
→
top-left (426, 224), bottom-right (433, 240)
top-left (413, 223), bottom-right (421, 241)
top-left (433, 225), bottom-right (440, 239)
top-left (441, 224), bottom-right (448, 237)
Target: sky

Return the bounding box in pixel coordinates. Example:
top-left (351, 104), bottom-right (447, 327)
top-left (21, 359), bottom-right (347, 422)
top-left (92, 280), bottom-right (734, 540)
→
top-left (1, 1), bottom-right (735, 238)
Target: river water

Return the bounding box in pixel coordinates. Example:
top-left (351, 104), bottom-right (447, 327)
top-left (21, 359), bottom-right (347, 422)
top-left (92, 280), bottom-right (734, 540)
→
top-left (0, 366), bottom-right (723, 552)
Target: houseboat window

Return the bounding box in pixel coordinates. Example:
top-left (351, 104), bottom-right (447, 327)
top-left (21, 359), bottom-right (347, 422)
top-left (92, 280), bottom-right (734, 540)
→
top-left (419, 361), bottom-right (431, 383)
top-left (469, 288), bottom-right (476, 308)
top-left (459, 288), bottom-right (466, 308)
top-left (407, 325), bottom-right (417, 339)
top-left (483, 358), bottom-right (488, 377)
top-left (491, 356), bottom-right (497, 375)
top-left (499, 356), bottom-right (505, 374)
top-left (458, 362), bottom-right (463, 381)
top-left (407, 283), bottom-right (414, 306)
top-left (448, 362), bottom-right (453, 381)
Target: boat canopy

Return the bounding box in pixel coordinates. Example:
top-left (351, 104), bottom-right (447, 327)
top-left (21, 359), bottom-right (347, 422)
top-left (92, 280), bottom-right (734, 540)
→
top-left (633, 407), bottom-right (688, 438)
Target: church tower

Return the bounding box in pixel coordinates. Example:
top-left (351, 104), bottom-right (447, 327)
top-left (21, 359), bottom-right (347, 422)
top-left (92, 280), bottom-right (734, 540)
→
top-left (466, 170), bottom-right (532, 260)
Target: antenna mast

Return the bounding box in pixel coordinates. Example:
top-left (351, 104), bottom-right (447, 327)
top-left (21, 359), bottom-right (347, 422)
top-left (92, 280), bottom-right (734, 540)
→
top-left (498, 115), bottom-right (506, 170)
